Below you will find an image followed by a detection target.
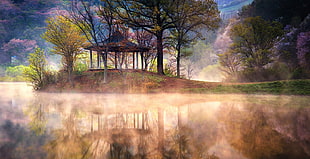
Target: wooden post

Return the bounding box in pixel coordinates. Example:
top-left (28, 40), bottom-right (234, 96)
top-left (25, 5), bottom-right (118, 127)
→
top-left (133, 52), bottom-right (135, 69)
top-left (137, 113), bottom-right (140, 129)
top-left (90, 50), bottom-right (93, 68)
top-left (142, 112), bottom-right (145, 130)
top-left (134, 113), bottom-right (136, 128)
top-left (141, 52), bottom-right (144, 70)
top-left (136, 52), bottom-right (139, 69)
top-left (97, 51), bottom-right (100, 68)
top-left (115, 52), bottom-right (117, 69)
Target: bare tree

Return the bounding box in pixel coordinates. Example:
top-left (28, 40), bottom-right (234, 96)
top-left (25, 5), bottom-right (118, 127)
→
top-left (64, 0), bottom-right (116, 83)
top-left (167, 0), bottom-right (220, 77)
top-left (104, 0), bottom-right (178, 75)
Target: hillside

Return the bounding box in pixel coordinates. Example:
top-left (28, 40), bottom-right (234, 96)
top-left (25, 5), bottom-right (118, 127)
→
top-left (216, 0), bottom-right (253, 19)
top-left (42, 70), bottom-right (310, 95)
top-left (217, 0), bottom-right (253, 9)
top-left (43, 70), bottom-right (219, 93)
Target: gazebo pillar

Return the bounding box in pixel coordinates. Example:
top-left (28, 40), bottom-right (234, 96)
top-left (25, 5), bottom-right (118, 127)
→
top-left (114, 52), bottom-right (118, 69)
top-left (90, 50), bottom-right (93, 68)
top-left (97, 51), bottom-right (100, 68)
top-left (133, 52), bottom-right (135, 69)
top-left (136, 52), bottom-right (139, 69)
top-left (140, 52), bottom-right (144, 70)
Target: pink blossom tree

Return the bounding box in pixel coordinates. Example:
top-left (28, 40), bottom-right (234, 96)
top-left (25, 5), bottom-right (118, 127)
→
top-left (296, 31), bottom-right (310, 71)
top-left (1, 38), bottom-right (37, 65)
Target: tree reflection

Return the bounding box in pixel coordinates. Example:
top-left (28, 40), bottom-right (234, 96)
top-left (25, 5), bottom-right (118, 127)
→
top-left (25, 96), bottom-right (47, 135)
top-left (0, 120), bottom-right (48, 159)
top-left (106, 110), bottom-right (160, 159)
top-left (219, 103), bottom-right (309, 159)
top-left (44, 113), bottom-right (91, 159)
top-left (22, 93), bottom-right (310, 159)
top-left (163, 106), bottom-right (220, 159)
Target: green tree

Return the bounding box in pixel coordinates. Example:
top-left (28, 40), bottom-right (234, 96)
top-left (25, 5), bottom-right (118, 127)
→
top-left (225, 17), bottom-right (283, 81)
top-left (167, 0), bottom-right (220, 77)
top-left (42, 16), bottom-right (87, 85)
top-left (23, 48), bottom-right (47, 90)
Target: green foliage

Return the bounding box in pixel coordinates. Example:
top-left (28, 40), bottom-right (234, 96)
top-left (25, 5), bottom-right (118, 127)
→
top-left (164, 66), bottom-right (176, 77)
top-left (181, 79), bottom-right (310, 95)
top-left (23, 48), bottom-right (47, 90)
top-left (74, 53), bottom-right (89, 75)
top-left (0, 65), bottom-right (28, 81)
top-left (230, 17), bottom-right (283, 68)
top-left (210, 80), bottom-right (310, 95)
top-left (5, 65), bottom-right (28, 77)
top-left (74, 62), bottom-right (88, 75)
top-left (42, 16), bottom-right (88, 84)
top-left (220, 17), bottom-right (283, 82)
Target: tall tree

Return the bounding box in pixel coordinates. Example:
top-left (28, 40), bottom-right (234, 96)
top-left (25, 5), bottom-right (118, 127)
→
top-left (220, 16), bottom-right (283, 81)
top-left (42, 16), bottom-right (87, 85)
top-left (229, 17), bottom-right (283, 71)
top-left (167, 0), bottom-right (220, 77)
top-left (105, 0), bottom-right (178, 75)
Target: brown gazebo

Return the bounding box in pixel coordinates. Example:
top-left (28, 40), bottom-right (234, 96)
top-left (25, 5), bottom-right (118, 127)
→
top-left (85, 31), bottom-right (151, 70)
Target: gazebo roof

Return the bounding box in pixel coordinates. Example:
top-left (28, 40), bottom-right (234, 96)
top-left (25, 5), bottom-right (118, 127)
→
top-left (85, 31), bottom-right (150, 52)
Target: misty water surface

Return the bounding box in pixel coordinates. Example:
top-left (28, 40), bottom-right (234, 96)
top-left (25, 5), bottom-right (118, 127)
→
top-left (1, 82), bottom-right (310, 159)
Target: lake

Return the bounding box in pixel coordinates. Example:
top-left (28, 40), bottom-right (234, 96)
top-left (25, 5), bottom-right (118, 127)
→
top-left (0, 82), bottom-right (310, 159)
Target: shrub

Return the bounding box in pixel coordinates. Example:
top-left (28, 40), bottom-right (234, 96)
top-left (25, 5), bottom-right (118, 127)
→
top-left (74, 62), bottom-right (88, 75)
top-left (5, 65), bottom-right (28, 77)
top-left (23, 48), bottom-right (48, 90)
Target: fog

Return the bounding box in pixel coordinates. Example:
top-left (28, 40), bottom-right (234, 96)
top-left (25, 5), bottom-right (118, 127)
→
top-left (1, 82), bottom-right (310, 158)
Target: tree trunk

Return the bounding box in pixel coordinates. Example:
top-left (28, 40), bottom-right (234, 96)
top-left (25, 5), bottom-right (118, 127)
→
top-left (176, 45), bottom-right (181, 78)
top-left (156, 32), bottom-right (164, 75)
top-left (158, 108), bottom-right (164, 157)
top-left (103, 51), bottom-right (108, 83)
top-left (67, 59), bottom-right (74, 87)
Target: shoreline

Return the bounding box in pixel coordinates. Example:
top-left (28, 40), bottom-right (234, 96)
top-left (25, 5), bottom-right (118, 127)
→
top-left (38, 71), bottom-right (310, 95)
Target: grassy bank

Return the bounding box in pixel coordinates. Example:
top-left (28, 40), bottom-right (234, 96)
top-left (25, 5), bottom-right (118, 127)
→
top-left (185, 80), bottom-right (310, 95)
top-left (42, 70), bottom-right (310, 95)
